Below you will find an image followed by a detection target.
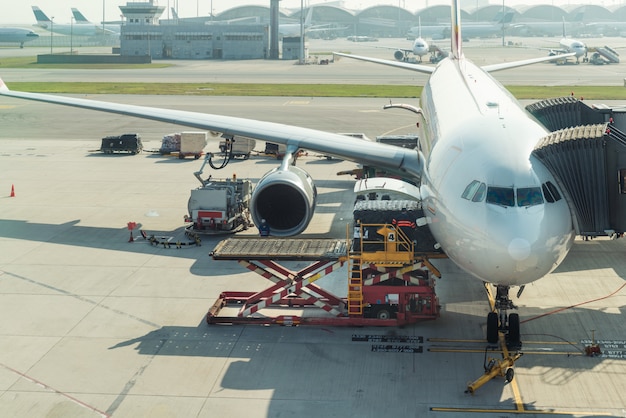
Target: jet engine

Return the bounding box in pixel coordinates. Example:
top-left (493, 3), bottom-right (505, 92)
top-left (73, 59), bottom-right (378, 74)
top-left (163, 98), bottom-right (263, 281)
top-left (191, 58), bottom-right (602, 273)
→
top-left (394, 50), bottom-right (405, 61)
top-left (250, 165), bottom-right (317, 236)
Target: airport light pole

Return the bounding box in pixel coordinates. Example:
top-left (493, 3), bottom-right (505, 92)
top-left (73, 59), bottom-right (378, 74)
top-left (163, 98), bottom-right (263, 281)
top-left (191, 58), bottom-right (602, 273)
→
top-left (501, 0), bottom-right (505, 47)
top-left (299, 0), bottom-right (304, 64)
top-left (70, 16), bottom-right (73, 54)
top-left (50, 17), bottom-right (54, 54)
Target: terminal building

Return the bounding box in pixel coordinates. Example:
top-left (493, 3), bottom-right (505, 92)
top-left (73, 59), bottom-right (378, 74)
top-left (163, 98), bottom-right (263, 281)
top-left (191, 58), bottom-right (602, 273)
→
top-left (118, 1), bottom-right (272, 60)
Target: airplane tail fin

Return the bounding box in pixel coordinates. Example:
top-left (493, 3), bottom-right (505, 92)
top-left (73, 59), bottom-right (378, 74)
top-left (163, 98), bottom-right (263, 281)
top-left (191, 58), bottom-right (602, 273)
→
top-left (71, 8), bottom-right (90, 23)
top-left (32, 6), bottom-right (51, 24)
top-left (304, 7), bottom-right (313, 27)
top-left (418, 16), bottom-right (422, 38)
top-left (450, 0), bottom-right (462, 59)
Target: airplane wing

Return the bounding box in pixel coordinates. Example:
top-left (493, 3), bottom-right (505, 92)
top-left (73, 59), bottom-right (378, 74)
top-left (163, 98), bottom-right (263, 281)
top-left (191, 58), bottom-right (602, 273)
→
top-left (334, 51), bottom-right (576, 74)
top-left (333, 52), bottom-right (435, 75)
top-left (482, 52), bottom-right (576, 72)
top-left (0, 78), bottom-right (423, 179)
top-left (376, 46), bottom-right (413, 54)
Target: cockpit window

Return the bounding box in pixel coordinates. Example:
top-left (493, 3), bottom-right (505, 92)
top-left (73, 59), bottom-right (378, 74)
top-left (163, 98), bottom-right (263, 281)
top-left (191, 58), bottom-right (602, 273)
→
top-left (486, 186), bottom-right (514, 207)
top-left (517, 187), bottom-right (544, 207)
top-left (472, 182), bottom-right (486, 202)
top-left (461, 180), bottom-right (487, 202)
top-left (542, 181), bottom-right (562, 203)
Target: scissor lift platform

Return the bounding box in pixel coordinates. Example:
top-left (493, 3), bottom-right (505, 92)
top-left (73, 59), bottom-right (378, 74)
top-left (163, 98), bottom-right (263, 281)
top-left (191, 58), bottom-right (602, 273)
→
top-left (207, 228), bottom-right (446, 326)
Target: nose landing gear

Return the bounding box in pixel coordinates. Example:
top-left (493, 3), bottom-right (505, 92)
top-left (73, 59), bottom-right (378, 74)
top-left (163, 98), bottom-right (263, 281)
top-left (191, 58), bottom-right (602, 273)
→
top-left (467, 284), bottom-right (524, 394)
top-left (486, 284), bottom-right (522, 350)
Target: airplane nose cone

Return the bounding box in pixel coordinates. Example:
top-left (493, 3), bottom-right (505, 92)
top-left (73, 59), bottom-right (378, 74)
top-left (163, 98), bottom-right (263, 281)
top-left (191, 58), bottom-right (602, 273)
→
top-left (508, 237), bottom-right (531, 261)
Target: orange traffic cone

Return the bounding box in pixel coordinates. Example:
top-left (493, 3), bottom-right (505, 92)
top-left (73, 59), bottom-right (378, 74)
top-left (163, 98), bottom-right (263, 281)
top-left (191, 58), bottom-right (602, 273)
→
top-left (10, 184), bottom-right (15, 197)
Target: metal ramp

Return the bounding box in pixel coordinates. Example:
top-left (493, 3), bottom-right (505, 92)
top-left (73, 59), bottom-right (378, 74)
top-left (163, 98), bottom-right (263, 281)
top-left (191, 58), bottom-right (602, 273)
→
top-left (525, 96), bottom-right (606, 132)
top-left (532, 123), bottom-right (626, 236)
top-left (594, 46), bottom-right (620, 64)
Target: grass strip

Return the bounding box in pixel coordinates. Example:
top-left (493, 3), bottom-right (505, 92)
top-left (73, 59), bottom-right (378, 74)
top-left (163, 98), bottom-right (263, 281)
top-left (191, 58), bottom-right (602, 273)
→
top-left (5, 82), bottom-right (626, 100)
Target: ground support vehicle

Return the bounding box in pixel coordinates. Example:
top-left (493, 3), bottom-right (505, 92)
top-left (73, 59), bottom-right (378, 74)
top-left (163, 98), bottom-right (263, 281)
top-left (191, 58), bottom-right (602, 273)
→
top-left (159, 131), bottom-right (207, 159)
top-left (207, 224), bottom-right (446, 326)
top-left (99, 133), bottom-right (142, 154)
top-left (184, 156), bottom-right (253, 235)
top-left (219, 137), bottom-right (256, 159)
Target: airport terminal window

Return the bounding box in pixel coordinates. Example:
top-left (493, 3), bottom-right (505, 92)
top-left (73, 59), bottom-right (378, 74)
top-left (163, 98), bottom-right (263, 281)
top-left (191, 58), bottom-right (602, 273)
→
top-left (517, 187), bottom-right (543, 207)
top-left (486, 186), bottom-right (514, 207)
top-left (542, 181), bottom-right (562, 203)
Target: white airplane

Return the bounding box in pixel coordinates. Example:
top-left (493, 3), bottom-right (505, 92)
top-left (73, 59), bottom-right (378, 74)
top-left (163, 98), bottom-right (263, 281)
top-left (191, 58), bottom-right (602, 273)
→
top-left (380, 18), bottom-right (430, 63)
top-left (552, 38), bottom-right (587, 64)
top-left (0, 27), bottom-right (39, 48)
top-left (71, 8), bottom-right (120, 35)
top-left (1, 0), bottom-right (576, 349)
top-left (32, 6), bottom-right (116, 37)
top-left (546, 20), bottom-right (588, 64)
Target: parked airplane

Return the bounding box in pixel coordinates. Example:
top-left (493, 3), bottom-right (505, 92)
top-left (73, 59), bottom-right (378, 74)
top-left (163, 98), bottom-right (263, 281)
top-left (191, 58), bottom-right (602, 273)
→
top-left (406, 10), bottom-right (515, 40)
top-left (32, 6), bottom-right (115, 37)
top-left (510, 12), bottom-right (585, 37)
top-left (2, 0), bottom-right (576, 354)
top-left (380, 17), bottom-right (430, 62)
top-left (71, 8), bottom-right (120, 34)
top-left (0, 27), bottom-right (39, 48)
top-left (545, 20), bottom-right (588, 64)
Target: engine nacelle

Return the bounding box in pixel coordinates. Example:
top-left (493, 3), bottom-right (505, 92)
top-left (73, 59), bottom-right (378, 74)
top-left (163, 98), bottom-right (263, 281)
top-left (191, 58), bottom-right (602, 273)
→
top-left (251, 165), bottom-right (317, 237)
top-left (394, 50), bottom-right (405, 61)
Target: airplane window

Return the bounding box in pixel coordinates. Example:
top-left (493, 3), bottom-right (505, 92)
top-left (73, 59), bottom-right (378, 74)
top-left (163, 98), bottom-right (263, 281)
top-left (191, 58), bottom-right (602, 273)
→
top-left (542, 184), bottom-right (554, 203)
top-left (517, 187), bottom-right (544, 207)
top-left (461, 180), bottom-right (480, 200)
top-left (542, 181), bottom-right (562, 203)
top-left (486, 186), bottom-right (514, 207)
top-left (472, 182), bottom-right (486, 202)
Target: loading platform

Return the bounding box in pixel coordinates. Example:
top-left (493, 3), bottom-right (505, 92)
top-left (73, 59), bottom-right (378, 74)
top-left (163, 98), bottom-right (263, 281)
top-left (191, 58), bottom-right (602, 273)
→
top-left (207, 224), bottom-right (446, 326)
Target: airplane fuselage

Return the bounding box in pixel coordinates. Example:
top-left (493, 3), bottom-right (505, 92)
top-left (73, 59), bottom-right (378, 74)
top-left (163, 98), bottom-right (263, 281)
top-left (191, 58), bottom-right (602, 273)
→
top-left (419, 58), bottom-right (575, 286)
top-left (0, 28), bottom-right (39, 47)
top-left (412, 37), bottom-right (429, 58)
top-left (560, 38), bottom-right (587, 59)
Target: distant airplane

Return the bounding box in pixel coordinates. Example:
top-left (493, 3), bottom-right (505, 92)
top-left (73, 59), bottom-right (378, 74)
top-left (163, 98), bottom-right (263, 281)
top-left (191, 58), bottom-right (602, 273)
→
top-left (165, 6), bottom-right (341, 38)
top-left (2, 0), bottom-right (577, 357)
top-left (406, 10), bottom-right (515, 40)
top-left (71, 8), bottom-right (120, 34)
top-left (279, 7), bottom-right (332, 38)
top-left (380, 17), bottom-right (430, 62)
top-left (31, 6), bottom-right (115, 37)
top-left (545, 20), bottom-right (588, 64)
top-left (0, 27), bottom-right (39, 48)
top-left (509, 12), bottom-right (585, 37)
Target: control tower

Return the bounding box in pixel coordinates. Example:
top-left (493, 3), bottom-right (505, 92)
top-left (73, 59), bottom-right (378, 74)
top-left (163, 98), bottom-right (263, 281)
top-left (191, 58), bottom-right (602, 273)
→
top-left (119, 0), bottom-right (165, 25)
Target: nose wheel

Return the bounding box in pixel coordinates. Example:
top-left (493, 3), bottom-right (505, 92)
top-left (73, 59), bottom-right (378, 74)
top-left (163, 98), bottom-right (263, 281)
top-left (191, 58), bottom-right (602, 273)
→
top-left (468, 284), bottom-right (524, 394)
top-left (485, 285), bottom-right (522, 350)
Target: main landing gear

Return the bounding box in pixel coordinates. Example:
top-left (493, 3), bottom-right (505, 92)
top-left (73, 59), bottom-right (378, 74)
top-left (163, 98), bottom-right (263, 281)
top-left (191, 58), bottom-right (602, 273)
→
top-left (486, 284), bottom-right (523, 350)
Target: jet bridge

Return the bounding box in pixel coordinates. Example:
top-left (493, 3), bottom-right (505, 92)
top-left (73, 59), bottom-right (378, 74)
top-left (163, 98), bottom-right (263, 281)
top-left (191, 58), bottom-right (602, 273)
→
top-left (528, 98), bottom-right (626, 236)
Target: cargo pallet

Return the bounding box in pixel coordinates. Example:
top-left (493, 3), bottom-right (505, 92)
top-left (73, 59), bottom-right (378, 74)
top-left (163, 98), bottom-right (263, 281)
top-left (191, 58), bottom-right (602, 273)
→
top-left (207, 224), bottom-right (446, 326)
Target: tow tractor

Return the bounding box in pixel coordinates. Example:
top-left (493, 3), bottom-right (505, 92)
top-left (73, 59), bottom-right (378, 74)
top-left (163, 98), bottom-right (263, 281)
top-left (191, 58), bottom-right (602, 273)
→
top-left (184, 153), bottom-right (253, 235)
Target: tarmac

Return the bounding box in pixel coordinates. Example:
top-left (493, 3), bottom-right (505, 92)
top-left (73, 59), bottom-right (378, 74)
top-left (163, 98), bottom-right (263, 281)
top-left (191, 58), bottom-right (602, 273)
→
top-left (0, 39), bottom-right (626, 418)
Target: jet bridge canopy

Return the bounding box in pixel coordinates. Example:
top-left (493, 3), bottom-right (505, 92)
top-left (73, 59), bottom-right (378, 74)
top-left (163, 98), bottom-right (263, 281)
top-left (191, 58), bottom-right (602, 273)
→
top-left (528, 97), bottom-right (626, 236)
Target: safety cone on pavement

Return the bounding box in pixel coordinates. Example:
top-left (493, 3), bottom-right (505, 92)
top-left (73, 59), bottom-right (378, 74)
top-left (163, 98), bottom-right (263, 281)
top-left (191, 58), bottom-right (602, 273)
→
top-left (10, 184), bottom-right (15, 197)
top-left (127, 221), bottom-right (137, 243)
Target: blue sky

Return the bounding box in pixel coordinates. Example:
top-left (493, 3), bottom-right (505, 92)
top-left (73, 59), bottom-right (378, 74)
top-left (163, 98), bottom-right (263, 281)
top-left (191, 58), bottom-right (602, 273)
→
top-left (0, 1), bottom-right (612, 25)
